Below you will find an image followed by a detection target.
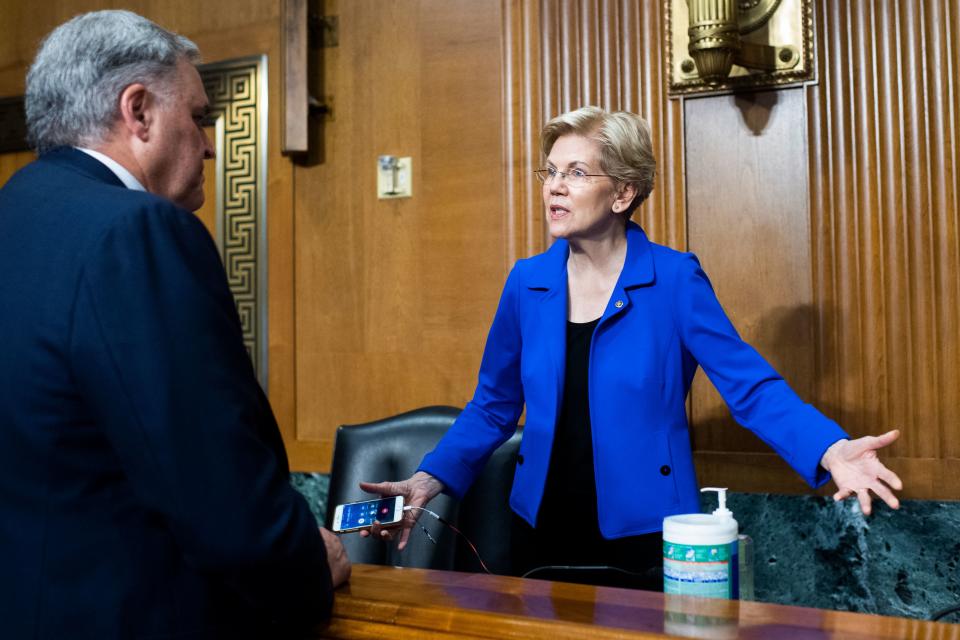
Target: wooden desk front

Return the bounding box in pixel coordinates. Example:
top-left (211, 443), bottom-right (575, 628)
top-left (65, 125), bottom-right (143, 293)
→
top-left (320, 564), bottom-right (958, 639)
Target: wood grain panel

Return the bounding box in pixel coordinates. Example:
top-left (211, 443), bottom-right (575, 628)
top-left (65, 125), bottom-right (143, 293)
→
top-left (501, 0), bottom-right (543, 265)
top-left (0, 1), bottom-right (278, 95)
top-left (281, 0), bottom-right (308, 155)
top-left (807, 0), bottom-right (960, 497)
top-left (685, 88), bottom-right (816, 461)
top-left (291, 0), bottom-right (506, 468)
top-left (502, 0), bottom-right (685, 261)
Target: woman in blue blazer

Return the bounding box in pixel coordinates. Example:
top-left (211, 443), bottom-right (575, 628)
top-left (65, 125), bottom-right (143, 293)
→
top-left (363, 107), bottom-right (902, 585)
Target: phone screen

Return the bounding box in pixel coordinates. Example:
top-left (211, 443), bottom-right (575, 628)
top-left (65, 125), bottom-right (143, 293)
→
top-left (338, 497), bottom-right (400, 530)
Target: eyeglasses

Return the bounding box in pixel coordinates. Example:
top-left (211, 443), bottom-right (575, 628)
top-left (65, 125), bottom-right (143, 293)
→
top-left (534, 166), bottom-right (612, 186)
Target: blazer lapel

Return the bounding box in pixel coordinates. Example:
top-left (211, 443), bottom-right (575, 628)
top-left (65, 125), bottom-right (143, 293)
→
top-left (525, 239), bottom-right (569, 421)
top-left (598, 221), bottom-right (656, 327)
top-left (520, 225), bottom-right (656, 418)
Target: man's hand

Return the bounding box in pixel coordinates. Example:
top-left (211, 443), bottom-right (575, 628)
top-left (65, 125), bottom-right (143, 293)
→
top-left (319, 527), bottom-right (351, 587)
top-left (820, 429), bottom-right (903, 515)
top-left (358, 472), bottom-right (444, 550)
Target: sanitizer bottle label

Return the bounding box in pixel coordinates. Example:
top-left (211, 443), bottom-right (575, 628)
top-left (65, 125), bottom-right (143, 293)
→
top-left (662, 541), bottom-right (739, 599)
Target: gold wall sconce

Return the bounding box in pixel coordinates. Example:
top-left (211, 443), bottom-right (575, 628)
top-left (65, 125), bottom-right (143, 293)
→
top-left (667, 0), bottom-right (814, 96)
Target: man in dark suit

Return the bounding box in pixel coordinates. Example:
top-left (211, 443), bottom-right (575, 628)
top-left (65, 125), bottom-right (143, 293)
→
top-left (0, 10), bottom-right (349, 638)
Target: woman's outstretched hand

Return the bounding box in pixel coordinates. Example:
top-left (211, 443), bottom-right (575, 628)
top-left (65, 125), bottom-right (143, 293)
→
top-left (820, 429), bottom-right (903, 515)
top-left (358, 471), bottom-right (444, 550)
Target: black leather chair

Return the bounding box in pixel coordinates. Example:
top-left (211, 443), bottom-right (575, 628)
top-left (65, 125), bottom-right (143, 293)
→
top-left (325, 406), bottom-right (520, 575)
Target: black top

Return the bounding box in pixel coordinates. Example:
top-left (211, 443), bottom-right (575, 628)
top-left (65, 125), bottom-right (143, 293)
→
top-left (509, 317), bottom-right (663, 590)
top-left (539, 317), bottom-right (601, 525)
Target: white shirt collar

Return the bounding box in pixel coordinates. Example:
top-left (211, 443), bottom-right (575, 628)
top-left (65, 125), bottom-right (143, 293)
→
top-left (75, 147), bottom-right (147, 192)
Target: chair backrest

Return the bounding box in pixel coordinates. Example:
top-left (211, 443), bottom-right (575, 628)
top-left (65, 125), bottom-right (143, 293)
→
top-left (455, 429), bottom-right (521, 574)
top-left (325, 406), bottom-right (462, 569)
top-left (326, 406), bottom-right (521, 574)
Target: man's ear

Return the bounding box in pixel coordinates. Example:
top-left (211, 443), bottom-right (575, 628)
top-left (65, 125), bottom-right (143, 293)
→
top-left (117, 83), bottom-right (151, 142)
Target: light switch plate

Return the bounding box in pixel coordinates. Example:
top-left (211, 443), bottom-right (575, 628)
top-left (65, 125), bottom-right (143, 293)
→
top-left (377, 156), bottom-right (413, 199)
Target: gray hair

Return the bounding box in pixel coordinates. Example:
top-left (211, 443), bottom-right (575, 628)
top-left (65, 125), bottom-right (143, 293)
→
top-left (541, 106), bottom-right (657, 218)
top-left (25, 10), bottom-right (199, 153)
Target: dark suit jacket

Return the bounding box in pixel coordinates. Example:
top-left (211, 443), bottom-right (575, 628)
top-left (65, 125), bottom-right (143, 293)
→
top-left (0, 148), bottom-right (331, 638)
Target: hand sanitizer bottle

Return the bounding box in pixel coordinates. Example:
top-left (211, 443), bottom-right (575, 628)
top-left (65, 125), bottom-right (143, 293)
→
top-left (662, 487), bottom-right (740, 599)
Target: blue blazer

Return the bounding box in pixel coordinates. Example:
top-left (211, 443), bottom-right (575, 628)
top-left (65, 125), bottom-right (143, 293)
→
top-left (420, 222), bottom-right (848, 539)
top-left (0, 149), bottom-right (331, 638)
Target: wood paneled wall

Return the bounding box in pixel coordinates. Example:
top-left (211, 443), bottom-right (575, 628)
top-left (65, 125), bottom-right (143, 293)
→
top-left (686, 88), bottom-right (820, 492)
top-left (288, 0), bottom-right (509, 468)
top-left (806, 0), bottom-right (960, 496)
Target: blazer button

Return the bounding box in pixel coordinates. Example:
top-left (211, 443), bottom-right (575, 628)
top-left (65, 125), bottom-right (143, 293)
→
top-left (660, 465), bottom-right (671, 476)
top-left (517, 454), bottom-right (524, 465)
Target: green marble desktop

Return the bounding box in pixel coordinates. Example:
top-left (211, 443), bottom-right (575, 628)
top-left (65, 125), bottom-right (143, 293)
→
top-left (714, 492), bottom-right (960, 621)
top-left (292, 472), bottom-right (960, 622)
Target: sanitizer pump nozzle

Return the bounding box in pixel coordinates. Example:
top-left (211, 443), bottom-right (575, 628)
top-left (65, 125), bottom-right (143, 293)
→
top-left (664, 487), bottom-right (742, 599)
top-left (698, 486), bottom-right (754, 600)
top-left (701, 487), bottom-right (733, 520)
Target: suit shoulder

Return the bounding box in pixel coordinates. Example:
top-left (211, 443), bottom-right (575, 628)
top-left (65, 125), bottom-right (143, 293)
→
top-left (507, 253), bottom-right (544, 292)
top-left (510, 240), bottom-right (566, 284)
top-left (647, 239), bottom-right (690, 262)
top-left (100, 188), bottom-right (193, 226)
top-left (648, 240), bottom-right (701, 279)
top-left (3, 155), bottom-right (191, 227)
top-left (95, 190), bottom-right (213, 252)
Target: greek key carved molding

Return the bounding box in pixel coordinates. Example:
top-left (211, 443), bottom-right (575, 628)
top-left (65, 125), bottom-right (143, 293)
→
top-left (200, 56), bottom-right (269, 390)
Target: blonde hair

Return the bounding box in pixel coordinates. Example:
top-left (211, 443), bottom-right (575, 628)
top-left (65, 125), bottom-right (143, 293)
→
top-left (540, 106), bottom-right (656, 218)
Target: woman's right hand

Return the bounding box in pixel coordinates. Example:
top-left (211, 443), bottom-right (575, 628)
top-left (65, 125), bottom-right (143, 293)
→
top-left (358, 471), bottom-right (444, 550)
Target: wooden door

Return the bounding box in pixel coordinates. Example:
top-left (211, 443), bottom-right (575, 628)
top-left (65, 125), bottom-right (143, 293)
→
top-left (287, 0), bottom-right (508, 469)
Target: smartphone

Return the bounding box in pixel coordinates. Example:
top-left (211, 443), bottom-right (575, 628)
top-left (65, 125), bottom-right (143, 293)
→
top-left (331, 495), bottom-right (405, 533)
